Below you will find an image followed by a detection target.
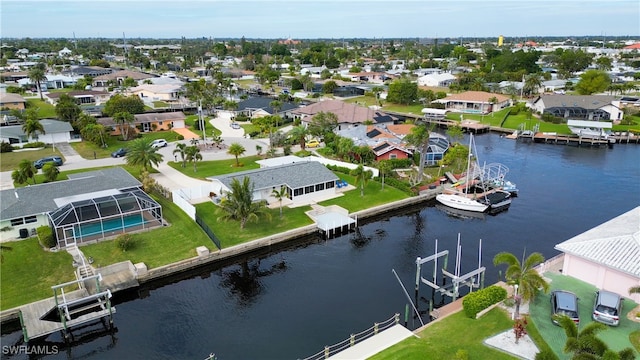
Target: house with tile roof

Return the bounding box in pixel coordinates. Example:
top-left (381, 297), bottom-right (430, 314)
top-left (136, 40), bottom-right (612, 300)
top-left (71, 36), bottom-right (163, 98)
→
top-left (433, 91), bottom-right (511, 114)
top-left (92, 69), bottom-right (157, 88)
top-left (0, 119), bottom-right (74, 145)
top-left (0, 167), bottom-right (162, 246)
top-left (97, 111), bottom-right (186, 135)
top-left (554, 206), bottom-right (640, 302)
top-left (530, 94), bottom-right (623, 121)
top-left (208, 161), bottom-right (340, 206)
top-left (291, 99), bottom-right (399, 131)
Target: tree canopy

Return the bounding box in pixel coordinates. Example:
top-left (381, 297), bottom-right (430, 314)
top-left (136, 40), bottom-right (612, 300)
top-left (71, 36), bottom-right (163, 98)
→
top-left (386, 78), bottom-right (418, 105)
top-left (103, 94), bottom-right (145, 116)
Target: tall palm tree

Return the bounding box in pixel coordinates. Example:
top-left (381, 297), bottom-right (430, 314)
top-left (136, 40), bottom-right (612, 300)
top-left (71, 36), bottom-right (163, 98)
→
top-left (125, 138), bottom-right (163, 171)
top-left (523, 74), bottom-right (542, 96)
top-left (28, 65), bottom-right (46, 100)
top-left (42, 163), bottom-right (60, 182)
top-left (288, 125), bottom-right (309, 150)
top-left (113, 111), bottom-right (134, 140)
top-left (227, 143), bottom-right (246, 167)
top-left (377, 160), bottom-right (393, 190)
top-left (405, 123), bottom-right (431, 184)
top-left (173, 143), bottom-right (188, 167)
top-left (12, 159), bottom-right (37, 185)
top-left (493, 251), bottom-right (549, 319)
top-left (185, 145), bottom-right (203, 172)
top-left (350, 164), bottom-right (372, 197)
top-left (269, 100), bottom-right (282, 128)
top-left (555, 315), bottom-right (636, 360)
top-left (22, 117), bottom-right (45, 141)
top-left (271, 186), bottom-right (288, 218)
top-left (219, 177), bottom-right (271, 229)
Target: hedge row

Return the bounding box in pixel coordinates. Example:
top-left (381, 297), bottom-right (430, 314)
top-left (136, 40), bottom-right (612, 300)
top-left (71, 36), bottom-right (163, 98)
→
top-left (462, 285), bottom-right (507, 318)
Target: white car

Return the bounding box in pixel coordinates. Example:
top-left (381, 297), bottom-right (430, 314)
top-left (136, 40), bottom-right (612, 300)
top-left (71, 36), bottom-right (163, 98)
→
top-left (151, 139), bottom-right (168, 148)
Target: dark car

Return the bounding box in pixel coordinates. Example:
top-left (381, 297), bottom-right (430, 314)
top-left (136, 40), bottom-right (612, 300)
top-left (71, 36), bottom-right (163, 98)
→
top-left (111, 148), bottom-right (127, 158)
top-left (592, 290), bottom-right (623, 326)
top-left (33, 156), bottom-right (63, 169)
top-left (551, 290), bottom-right (579, 325)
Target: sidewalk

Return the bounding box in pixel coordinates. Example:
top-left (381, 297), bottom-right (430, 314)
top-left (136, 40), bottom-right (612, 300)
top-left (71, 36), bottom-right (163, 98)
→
top-left (326, 324), bottom-right (416, 360)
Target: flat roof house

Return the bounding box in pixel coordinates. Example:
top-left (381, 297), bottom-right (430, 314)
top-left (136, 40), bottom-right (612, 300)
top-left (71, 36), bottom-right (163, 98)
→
top-left (0, 167), bottom-right (163, 247)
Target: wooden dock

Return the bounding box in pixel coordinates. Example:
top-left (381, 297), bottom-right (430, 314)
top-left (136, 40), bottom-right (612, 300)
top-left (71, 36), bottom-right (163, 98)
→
top-left (517, 132), bottom-right (613, 147)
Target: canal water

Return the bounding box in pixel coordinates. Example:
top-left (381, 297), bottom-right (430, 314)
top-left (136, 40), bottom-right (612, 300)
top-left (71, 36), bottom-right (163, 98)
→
top-left (2, 134), bottom-right (639, 360)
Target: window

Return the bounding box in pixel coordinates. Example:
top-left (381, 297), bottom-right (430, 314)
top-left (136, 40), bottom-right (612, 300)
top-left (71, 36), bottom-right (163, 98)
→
top-left (24, 216), bottom-right (37, 224)
top-left (293, 188), bottom-right (303, 196)
top-left (315, 183), bottom-right (325, 191)
top-left (326, 181), bottom-right (335, 189)
top-left (389, 154), bottom-right (397, 159)
top-left (304, 185), bottom-right (314, 194)
top-left (10, 218), bottom-right (24, 226)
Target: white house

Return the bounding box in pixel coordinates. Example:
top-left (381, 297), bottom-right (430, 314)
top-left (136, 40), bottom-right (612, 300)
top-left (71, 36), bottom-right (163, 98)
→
top-left (554, 206), bottom-right (640, 303)
top-left (0, 119), bottom-right (74, 146)
top-left (417, 73), bottom-right (456, 87)
top-left (129, 84), bottom-right (183, 102)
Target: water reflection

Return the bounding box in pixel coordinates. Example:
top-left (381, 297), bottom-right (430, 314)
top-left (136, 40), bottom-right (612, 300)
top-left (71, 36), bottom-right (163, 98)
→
top-left (220, 258), bottom-right (288, 305)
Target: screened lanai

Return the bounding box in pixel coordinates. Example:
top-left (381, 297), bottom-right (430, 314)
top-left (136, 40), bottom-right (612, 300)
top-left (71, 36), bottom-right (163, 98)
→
top-left (48, 189), bottom-right (163, 248)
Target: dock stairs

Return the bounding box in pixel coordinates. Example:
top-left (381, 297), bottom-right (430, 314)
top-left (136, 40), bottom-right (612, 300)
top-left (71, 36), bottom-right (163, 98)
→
top-left (66, 245), bottom-right (96, 288)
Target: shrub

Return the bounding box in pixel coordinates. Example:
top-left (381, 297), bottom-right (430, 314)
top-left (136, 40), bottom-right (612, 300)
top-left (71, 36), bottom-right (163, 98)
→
top-left (176, 134), bottom-right (185, 140)
top-left (462, 285), bottom-right (507, 318)
top-left (386, 158), bottom-right (412, 169)
top-left (36, 225), bottom-right (56, 249)
top-left (116, 234), bottom-right (134, 252)
top-left (21, 141), bottom-right (46, 149)
top-left (454, 349), bottom-right (469, 360)
top-left (0, 141), bottom-right (14, 153)
top-left (534, 349), bottom-right (559, 360)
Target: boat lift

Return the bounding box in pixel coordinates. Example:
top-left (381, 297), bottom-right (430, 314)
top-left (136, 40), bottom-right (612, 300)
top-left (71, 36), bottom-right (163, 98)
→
top-left (415, 234), bottom-right (485, 304)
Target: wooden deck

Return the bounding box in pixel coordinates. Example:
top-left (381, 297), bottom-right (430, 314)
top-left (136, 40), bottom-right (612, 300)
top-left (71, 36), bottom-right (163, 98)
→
top-left (517, 132), bottom-right (612, 146)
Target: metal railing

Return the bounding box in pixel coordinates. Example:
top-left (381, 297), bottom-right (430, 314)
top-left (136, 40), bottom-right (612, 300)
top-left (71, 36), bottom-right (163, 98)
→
top-left (299, 313), bottom-right (400, 360)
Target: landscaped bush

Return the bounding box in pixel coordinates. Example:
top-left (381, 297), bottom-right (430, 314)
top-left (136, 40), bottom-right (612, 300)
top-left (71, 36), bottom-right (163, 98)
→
top-left (386, 158), bottom-right (412, 169)
top-left (176, 134), bottom-right (184, 140)
top-left (1, 141), bottom-right (13, 153)
top-left (381, 177), bottom-right (416, 195)
top-left (116, 234), bottom-right (134, 252)
top-left (36, 225), bottom-right (56, 249)
top-left (462, 285), bottom-right (507, 318)
top-left (534, 348), bottom-right (559, 360)
top-left (21, 141), bottom-right (46, 149)
top-left (325, 164), bottom-right (352, 174)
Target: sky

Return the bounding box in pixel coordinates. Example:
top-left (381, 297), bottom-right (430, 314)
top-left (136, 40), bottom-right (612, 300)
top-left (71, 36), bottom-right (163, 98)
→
top-left (1, 0), bottom-right (639, 39)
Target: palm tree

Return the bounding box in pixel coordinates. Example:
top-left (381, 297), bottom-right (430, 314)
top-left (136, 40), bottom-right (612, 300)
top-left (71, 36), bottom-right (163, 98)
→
top-left (523, 74), bottom-right (542, 97)
top-left (173, 143), bottom-right (188, 167)
top-left (218, 177), bottom-right (271, 229)
top-left (271, 186), bottom-right (288, 218)
top-left (12, 159), bottom-right (37, 185)
top-left (227, 142), bottom-right (246, 167)
top-left (405, 123), bottom-right (431, 184)
top-left (28, 65), bottom-right (46, 100)
top-left (42, 163), bottom-right (60, 182)
top-left (288, 125), bottom-right (309, 150)
top-left (125, 138), bottom-right (163, 171)
top-left (185, 145), bottom-right (202, 172)
top-left (377, 160), bottom-right (393, 190)
top-left (555, 315), bottom-right (636, 360)
top-left (350, 164), bottom-right (373, 197)
top-left (113, 111), bottom-right (134, 140)
top-left (493, 251), bottom-right (549, 319)
top-left (22, 118), bottom-right (45, 141)
top-left (269, 100), bottom-right (282, 127)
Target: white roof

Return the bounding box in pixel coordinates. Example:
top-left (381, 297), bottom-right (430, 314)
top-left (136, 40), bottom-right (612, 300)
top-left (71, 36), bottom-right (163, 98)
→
top-left (566, 120), bottom-right (613, 129)
top-left (256, 155), bottom-right (304, 167)
top-left (421, 108), bottom-right (448, 115)
top-left (555, 206), bottom-right (640, 278)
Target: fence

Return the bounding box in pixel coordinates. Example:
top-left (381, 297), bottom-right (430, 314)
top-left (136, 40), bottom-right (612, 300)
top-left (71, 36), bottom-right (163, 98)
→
top-left (195, 212), bottom-right (221, 250)
top-left (299, 313), bottom-right (400, 360)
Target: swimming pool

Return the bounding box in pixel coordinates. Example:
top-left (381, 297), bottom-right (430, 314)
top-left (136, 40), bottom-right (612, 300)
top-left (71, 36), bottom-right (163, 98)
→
top-left (74, 214), bottom-right (145, 239)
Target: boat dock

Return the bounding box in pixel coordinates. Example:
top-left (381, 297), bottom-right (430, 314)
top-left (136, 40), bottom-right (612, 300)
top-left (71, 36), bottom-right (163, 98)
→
top-left (517, 131), bottom-right (613, 147)
top-left (307, 204), bottom-right (357, 239)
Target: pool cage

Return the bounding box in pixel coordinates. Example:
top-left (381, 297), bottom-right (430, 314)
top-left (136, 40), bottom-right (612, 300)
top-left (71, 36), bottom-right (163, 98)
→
top-left (48, 189), bottom-right (163, 248)
top-left (423, 133), bottom-right (450, 166)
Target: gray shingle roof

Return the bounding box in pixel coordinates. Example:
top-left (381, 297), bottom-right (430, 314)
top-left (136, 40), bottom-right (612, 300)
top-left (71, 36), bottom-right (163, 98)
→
top-left (554, 206), bottom-right (640, 277)
top-left (0, 119), bottom-right (73, 138)
top-left (210, 162), bottom-right (338, 191)
top-left (0, 167), bottom-right (141, 220)
top-left (535, 95), bottom-right (618, 110)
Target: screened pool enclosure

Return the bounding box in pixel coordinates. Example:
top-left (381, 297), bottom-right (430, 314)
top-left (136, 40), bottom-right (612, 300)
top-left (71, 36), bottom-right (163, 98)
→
top-left (48, 189), bottom-right (163, 247)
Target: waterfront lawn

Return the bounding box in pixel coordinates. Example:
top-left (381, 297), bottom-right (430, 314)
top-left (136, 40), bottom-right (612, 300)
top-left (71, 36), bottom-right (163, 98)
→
top-left (319, 175), bottom-right (410, 212)
top-left (0, 238), bottom-right (76, 310)
top-left (194, 201), bottom-right (314, 247)
top-left (168, 155), bottom-right (262, 178)
top-left (369, 308), bottom-right (515, 360)
top-left (26, 98), bottom-right (57, 118)
top-left (0, 147), bottom-right (64, 172)
top-left (81, 194), bottom-right (213, 269)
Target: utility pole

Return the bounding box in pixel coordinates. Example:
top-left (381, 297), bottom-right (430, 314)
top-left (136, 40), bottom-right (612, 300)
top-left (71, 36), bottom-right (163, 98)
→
top-left (199, 99), bottom-right (206, 143)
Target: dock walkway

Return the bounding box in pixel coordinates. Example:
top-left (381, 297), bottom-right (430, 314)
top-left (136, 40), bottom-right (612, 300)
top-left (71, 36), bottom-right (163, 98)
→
top-left (326, 324), bottom-right (415, 360)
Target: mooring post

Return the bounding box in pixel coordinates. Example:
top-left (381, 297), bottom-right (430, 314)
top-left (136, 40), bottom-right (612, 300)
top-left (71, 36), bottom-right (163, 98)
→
top-left (404, 305), bottom-right (409, 326)
top-left (414, 257), bottom-right (421, 292)
top-left (18, 310), bottom-right (29, 343)
top-left (374, 322), bottom-right (379, 335)
top-left (324, 346), bottom-right (330, 359)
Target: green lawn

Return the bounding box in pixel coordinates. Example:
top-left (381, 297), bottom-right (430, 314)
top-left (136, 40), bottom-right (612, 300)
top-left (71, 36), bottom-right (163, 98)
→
top-left (70, 131), bottom-right (181, 159)
top-left (369, 308), bottom-right (517, 360)
top-left (81, 194), bottom-right (214, 269)
top-left (153, 101), bottom-right (169, 107)
top-left (0, 238), bottom-right (76, 310)
top-left (168, 155), bottom-right (262, 178)
top-left (319, 175), bottom-right (410, 212)
top-left (0, 147), bottom-right (64, 172)
top-left (529, 272), bottom-right (639, 359)
top-left (26, 98), bottom-right (57, 118)
top-left (195, 201), bottom-right (315, 248)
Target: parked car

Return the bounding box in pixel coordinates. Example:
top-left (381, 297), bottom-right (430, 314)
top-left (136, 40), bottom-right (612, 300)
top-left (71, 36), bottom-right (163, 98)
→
top-left (551, 290), bottom-right (580, 325)
top-left (306, 139), bottom-right (321, 148)
top-left (230, 122), bottom-right (241, 130)
top-left (592, 290), bottom-right (623, 326)
top-left (33, 156), bottom-right (63, 169)
top-left (151, 139), bottom-right (168, 148)
top-left (111, 148), bottom-right (127, 158)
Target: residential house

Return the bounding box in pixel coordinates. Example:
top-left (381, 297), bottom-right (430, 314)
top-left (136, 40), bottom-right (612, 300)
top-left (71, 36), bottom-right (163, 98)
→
top-left (417, 73), bottom-right (456, 87)
top-left (63, 65), bottom-right (114, 77)
top-left (530, 94), bottom-right (623, 121)
top-left (236, 97), bottom-right (300, 119)
top-left (0, 167), bottom-right (162, 246)
top-left (554, 206), bottom-right (640, 303)
top-left (0, 93), bottom-right (27, 110)
top-left (0, 71), bottom-right (30, 83)
top-left (129, 84), bottom-right (184, 102)
top-left (291, 99), bottom-right (399, 131)
top-left (0, 119), bottom-right (74, 145)
top-left (92, 69), bottom-right (157, 88)
top-left (208, 161), bottom-right (339, 206)
top-left (45, 90), bottom-right (111, 105)
top-left (434, 91), bottom-right (511, 114)
top-left (97, 111), bottom-right (186, 135)
top-left (17, 74), bottom-right (81, 90)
